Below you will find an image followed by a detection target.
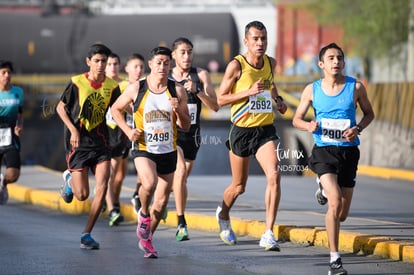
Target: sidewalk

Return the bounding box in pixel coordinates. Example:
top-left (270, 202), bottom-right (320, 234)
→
top-left (7, 165), bottom-right (414, 264)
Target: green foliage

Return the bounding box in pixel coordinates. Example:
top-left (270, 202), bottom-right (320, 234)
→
top-left (297, 0), bottom-right (411, 59)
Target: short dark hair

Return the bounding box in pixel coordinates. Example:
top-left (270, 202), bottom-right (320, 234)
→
top-left (108, 52), bottom-right (121, 63)
top-left (0, 60), bottom-right (14, 72)
top-left (245, 21), bottom-right (266, 36)
top-left (318, 43), bottom-right (345, 61)
top-left (149, 47), bottom-right (172, 60)
top-left (171, 37), bottom-right (193, 51)
top-left (127, 53), bottom-right (145, 62)
top-left (87, 43), bottom-right (112, 58)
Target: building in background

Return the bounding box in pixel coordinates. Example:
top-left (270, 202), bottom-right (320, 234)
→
top-left (276, 1), bottom-right (364, 79)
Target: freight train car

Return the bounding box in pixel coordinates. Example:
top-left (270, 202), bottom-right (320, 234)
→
top-left (0, 12), bottom-right (239, 74)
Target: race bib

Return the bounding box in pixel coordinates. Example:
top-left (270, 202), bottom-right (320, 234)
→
top-left (144, 123), bottom-right (173, 146)
top-left (0, 127), bottom-right (12, 147)
top-left (249, 90), bottom-right (272, 114)
top-left (188, 103), bottom-right (197, 125)
top-left (321, 118), bottom-right (351, 143)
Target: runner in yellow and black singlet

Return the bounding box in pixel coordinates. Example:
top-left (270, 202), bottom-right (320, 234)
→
top-left (216, 21), bottom-right (287, 252)
top-left (111, 46), bottom-right (190, 258)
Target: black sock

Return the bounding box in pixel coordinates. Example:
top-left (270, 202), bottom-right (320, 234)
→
top-left (140, 211), bottom-right (149, 218)
top-left (177, 215), bottom-right (186, 226)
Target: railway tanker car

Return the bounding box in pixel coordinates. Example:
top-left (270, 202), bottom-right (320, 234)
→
top-left (0, 12), bottom-right (239, 74)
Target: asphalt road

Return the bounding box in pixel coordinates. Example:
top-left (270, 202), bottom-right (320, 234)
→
top-left (1, 201), bottom-right (414, 275)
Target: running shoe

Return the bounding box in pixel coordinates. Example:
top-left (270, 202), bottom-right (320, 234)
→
top-left (328, 258), bottom-right (348, 275)
top-left (131, 194), bottom-right (141, 215)
top-left (139, 238), bottom-right (158, 258)
top-left (113, 205), bottom-right (124, 222)
top-left (259, 230), bottom-right (281, 251)
top-left (80, 233), bottom-right (100, 250)
top-left (0, 174), bottom-right (8, 205)
top-left (315, 177), bottom-right (327, 205)
top-left (60, 170), bottom-right (73, 203)
top-left (137, 210), bottom-right (151, 240)
top-left (108, 209), bottom-right (122, 227)
top-left (215, 206), bottom-right (237, 245)
top-left (176, 224), bottom-right (190, 241)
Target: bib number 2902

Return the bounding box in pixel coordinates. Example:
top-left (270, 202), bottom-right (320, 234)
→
top-left (321, 118), bottom-right (350, 143)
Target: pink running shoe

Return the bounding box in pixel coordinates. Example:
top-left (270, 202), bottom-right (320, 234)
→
top-left (136, 214), bottom-right (151, 240)
top-left (139, 238), bottom-right (158, 258)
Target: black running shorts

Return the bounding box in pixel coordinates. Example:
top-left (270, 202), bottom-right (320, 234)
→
top-left (308, 145), bottom-right (360, 188)
top-left (226, 124), bottom-right (278, 157)
top-left (111, 142), bottom-right (130, 159)
top-left (66, 148), bottom-right (111, 170)
top-left (177, 129), bottom-right (200, 161)
top-left (108, 127), bottom-right (129, 158)
top-left (0, 148), bottom-right (21, 169)
top-left (131, 150), bottom-right (177, 175)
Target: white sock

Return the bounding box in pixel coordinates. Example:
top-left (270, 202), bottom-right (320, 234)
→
top-left (330, 252), bottom-right (340, 263)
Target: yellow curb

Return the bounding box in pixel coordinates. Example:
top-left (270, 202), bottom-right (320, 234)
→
top-left (9, 184), bottom-right (91, 215)
top-left (373, 240), bottom-right (412, 261)
top-left (403, 245), bottom-right (414, 263)
top-left (314, 229), bottom-right (330, 248)
top-left (287, 227), bottom-right (320, 246)
top-left (8, 182), bottom-right (414, 264)
top-left (181, 211), bottom-right (414, 264)
top-left (358, 165), bottom-right (414, 181)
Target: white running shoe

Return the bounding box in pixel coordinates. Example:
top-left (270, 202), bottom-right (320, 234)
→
top-left (315, 177), bottom-right (327, 205)
top-left (215, 206), bottom-right (237, 245)
top-left (259, 230), bottom-right (281, 251)
top-left (60, 170), bottom-right (73, 203)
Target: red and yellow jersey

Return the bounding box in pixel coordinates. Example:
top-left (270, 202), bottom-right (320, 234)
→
top-left (60, 73), bottom-right (120, 150)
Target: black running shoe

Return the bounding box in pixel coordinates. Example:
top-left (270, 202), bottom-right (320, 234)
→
top-left (329, 258), bottom-right (347, 275)
top-left (108, 209), bottom-right (122, 227)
